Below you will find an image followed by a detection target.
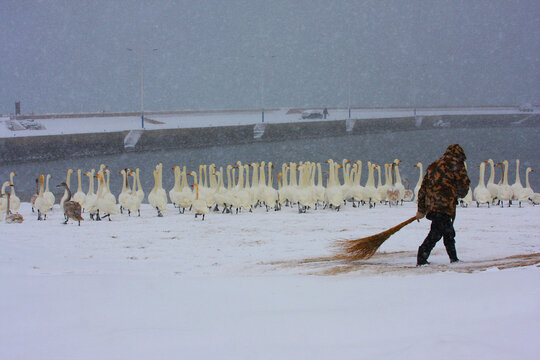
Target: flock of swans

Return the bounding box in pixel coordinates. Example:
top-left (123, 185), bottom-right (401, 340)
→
top-left (469, 159), bottom-right (538, 208)
top-left (1, 158), bottom-right (538, 225)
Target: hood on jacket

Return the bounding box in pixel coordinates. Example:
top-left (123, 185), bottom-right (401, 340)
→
top-left (444, 144), bottom-right (466, 161)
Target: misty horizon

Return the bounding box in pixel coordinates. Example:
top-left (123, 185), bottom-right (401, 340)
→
top-left (1, 0), bottom-right (538, 115)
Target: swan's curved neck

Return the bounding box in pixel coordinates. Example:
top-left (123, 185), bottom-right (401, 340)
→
top-left (394, 164), bottom-right (402, 182)
top-left (488, 160), bottom-right (495, 183)
top-left (174, 168), bottom-right (181, 190)
top-left (252, 164), bottom-right (259, 186)
top-left (479, 163), bottom-right (486, 187)
top-left (416, 164), bottom-right (423, 187)
top-left (503, 162), bottom-right (509, 185)
top-left (1, 181), bottom-right (9, 195)
top-left (45, 175), bottom-right (51, 192)
top-left (121, 171), bottom-right (128, 192)
top-left (77, 170), bottom-right (82, 192)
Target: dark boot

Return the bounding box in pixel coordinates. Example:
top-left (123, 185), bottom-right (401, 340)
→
top-left (443, 236), bottom-right (459, 263)
top-left (417, 245), bottom-right (431, 266)
top-left (446, 245), bottom-right (459, 263)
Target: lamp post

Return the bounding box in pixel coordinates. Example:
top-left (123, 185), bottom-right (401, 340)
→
top-left (412, 62), bottom-right (427, 118)
top-left (127, 48), bottom-right (158, 129)
top-left (252, 54), bottom-right (276, 123)
top-left (348, 71), bottom-right (351, 119)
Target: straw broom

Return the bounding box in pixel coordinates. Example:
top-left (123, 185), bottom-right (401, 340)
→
top-left (336, 216), bottom-right (417, 260)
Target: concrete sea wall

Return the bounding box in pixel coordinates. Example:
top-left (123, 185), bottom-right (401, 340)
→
top-left (1, 114), bottom-right (538, 164)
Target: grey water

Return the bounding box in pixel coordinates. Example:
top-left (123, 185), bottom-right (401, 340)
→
top-left (1, 126), bottom-right (539, 201)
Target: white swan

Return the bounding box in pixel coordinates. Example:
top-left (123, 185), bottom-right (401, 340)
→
top-left (191, 183), bottom-right (209, 220)
top-left (386, 163), bottom-right (400, 206)
top-left (350, 161), bottom-right (366, 206)
top-left (496, 160), bottom-right (513, 207)
top-left (234, 164), bottom-right (252, 213)
top-left (7, 172), bottom-right (21, 213)
top-left (176, 166), bottom-right (194, 213)
top-left (393, 159), bottom-right (406, 204)
top-left (126, 171), bottom-right (142, 216)
top-left (278, 163), bottom-right (291, 207)
top-left (169, 166), bottom-right (183, 211)
top-left (88, 173), bottom-right (120, 220)
top-left (473, 162), bottom-right (491, 207)
top-left (261, 162), bottom-right (279, 211)
top-left (325, 160), bottom-right (343, 211)
top-left (340, 159), bottom-right (352, 203)
top-left (135, 168), bottom-right (145, 203)
top-left (43, 174), bottom-right (55, 207)
top-left (376, 163), bottom-right (390, 203)
top-left (510, 159), bottom-right (524, 202)
top-left (312, 162), bottom-right (326, 207)
top-left (486, 159), bottom-right (499, 204)
top-left (518, 167), bottom-right (534, 206)
top-left (60, 169), bottom-right (74, 210)
top-left (413, 162), bottom-right (423, 203)
top-left (249, 162), bottom-right (263, 207)
top-left (118, 168), bottom-right (132, 214)
top-left (364, 162), bottom-right (378, 208)
top-left (72, 169), bottom-right (86, 208)
top-left (148, 164), bottom-right (168, 217)
top-left (213, 167), bottom-right (233, 213)
top-left (286, 162), bottom-right (300, 206)
top-left (35, 174), bottom-right (54, 220)
top-left (459, 162), bottom-right (473, 207)
top-left (296, 163), bottom-right (314, 213)
top-left (84, 170), bottom-right (97, 217)
top-left (103, 169), bottom-right (117, 205)
top-left (197, 164), bottom-right (214, 209)
top-left (4, 184), bottom-right (23, 223)
top-left (0, 181), bottom-right (10, 218)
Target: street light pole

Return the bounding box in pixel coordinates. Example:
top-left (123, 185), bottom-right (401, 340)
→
top-left (127, 48), bottom-right (158, 129)
top-left (252, 54), bottom-right (275, 123)
top-left (348, 71), bottom-right (351, 119)
top-left (261, 61), bottom-right (265, 123)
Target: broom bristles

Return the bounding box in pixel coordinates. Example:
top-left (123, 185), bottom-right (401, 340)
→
top-left (337, 216), bottom-right (417, 260)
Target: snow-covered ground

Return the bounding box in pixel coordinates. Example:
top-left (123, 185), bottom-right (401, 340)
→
top-left (1, 201), bottom-right (539, 359)
top-left (0, 106), bottom-right (532, 138)
top-left (1, 105), bottom-right (538, 358)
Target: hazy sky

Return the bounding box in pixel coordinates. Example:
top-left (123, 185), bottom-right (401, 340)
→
top-left (1, 0), bottom-right (538, 115)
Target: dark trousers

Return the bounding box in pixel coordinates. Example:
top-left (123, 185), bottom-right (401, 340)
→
top-left (417, 212), bottom-right (459, 264)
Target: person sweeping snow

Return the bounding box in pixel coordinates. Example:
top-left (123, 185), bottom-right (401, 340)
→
top-left (416, 144), bottom-right (470, 266)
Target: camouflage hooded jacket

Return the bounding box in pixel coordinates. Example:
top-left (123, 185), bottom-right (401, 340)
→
top-left (417, 144), bottom-right (470, 219)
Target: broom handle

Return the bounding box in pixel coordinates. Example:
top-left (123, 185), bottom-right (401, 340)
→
top-left (396, 216), bottom-right (418, 229)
